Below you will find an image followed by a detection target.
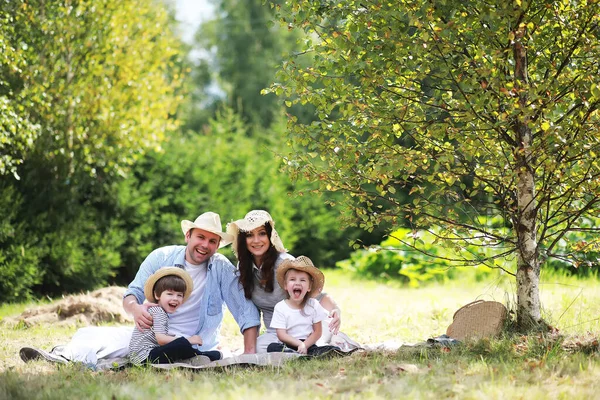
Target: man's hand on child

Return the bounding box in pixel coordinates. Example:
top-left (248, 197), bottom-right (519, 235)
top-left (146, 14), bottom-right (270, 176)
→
top-left (297, 342), bottom-right (308, 354)
top-left (188, 335), bottom-right (203, 346)
top-left (133, 303), bottom-right (154, 330)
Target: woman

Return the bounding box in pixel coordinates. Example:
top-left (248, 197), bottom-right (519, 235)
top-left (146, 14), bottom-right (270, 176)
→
top-left (226, 210), bottom-right (346, 353)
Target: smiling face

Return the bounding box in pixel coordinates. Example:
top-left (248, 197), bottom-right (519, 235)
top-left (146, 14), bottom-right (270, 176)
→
top-left (245, 225), bottom-right (271, 265)
top-left (185, 228), bottom-right (220, 265)
top-left (284, 269), bottom-right (312, 305)
top-left (155, 289), bottom-right (185, 314)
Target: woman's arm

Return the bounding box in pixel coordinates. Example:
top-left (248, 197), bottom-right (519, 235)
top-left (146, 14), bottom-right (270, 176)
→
top-left (318, 294), bottom-right (342, 334)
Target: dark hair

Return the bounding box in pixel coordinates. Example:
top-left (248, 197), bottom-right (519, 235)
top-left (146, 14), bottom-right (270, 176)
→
top-left (152, 275), bottom-right (187, 302)
top-left (283, 268), bottom-right (314, 313)
top-left (237, 222), bottom-right (280, 299)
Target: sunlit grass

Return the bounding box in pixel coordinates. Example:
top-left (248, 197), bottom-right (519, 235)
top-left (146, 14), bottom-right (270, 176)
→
top-left (1, 269), bottom-right (599, 399)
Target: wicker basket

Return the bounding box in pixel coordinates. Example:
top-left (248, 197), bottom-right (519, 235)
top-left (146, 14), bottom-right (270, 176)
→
top-left (446, 300), bottom-right (507, 341)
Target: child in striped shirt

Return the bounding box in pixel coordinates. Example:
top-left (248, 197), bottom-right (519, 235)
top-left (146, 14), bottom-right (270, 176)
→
top-left (128, 266), bottom-right (221, 365)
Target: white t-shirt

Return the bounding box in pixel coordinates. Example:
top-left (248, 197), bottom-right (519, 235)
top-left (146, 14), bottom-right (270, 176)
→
top-left (270, 298), bottom-right (328, 340)
top-left (168, 261), bottom-right (208, 337)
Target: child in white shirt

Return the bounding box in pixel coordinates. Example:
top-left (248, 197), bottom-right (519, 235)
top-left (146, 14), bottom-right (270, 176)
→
top-left (267, 256), bottom-right (343, 356)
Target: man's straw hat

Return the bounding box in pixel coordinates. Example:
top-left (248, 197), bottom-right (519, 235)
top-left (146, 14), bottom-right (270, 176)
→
top-left (181, 211), bottom-right (234, 248)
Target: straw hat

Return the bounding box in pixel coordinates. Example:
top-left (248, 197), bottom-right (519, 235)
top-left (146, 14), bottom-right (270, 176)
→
top-left (226, 210), bottom-right (287, 256)
top-left (446, 300), bottom-right (508, 340)
top-left (275, 256), bottom-right (325, 296)
top-left (144, 267), bottom-right (193, 303)
top-left (181, 212), bottom-right (234, 248)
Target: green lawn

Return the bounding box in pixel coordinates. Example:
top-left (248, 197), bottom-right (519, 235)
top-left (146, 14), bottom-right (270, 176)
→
top-left (1, 270), bottom-right (599, 399)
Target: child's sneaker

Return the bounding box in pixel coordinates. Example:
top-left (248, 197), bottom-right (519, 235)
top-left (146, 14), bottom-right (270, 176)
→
top-left (188, 355), bottom-right (211, 366)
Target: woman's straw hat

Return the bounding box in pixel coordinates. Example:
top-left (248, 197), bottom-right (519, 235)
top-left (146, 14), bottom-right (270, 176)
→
top-left (181, 211), bottom-right (234, 248)
top-left (144, 266), bottom-right (193, 303)
top-left (226, 210), bottom-right (287, 256)
top-left (275, 256), bottom-right (324, 296)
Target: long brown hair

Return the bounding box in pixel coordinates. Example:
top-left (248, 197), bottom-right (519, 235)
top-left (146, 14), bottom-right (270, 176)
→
top-left (237, 223), bottom-right (280, 299)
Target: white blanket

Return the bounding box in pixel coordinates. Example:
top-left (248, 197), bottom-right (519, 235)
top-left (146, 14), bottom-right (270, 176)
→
top-left (53, 326), bottom-right (133, 365)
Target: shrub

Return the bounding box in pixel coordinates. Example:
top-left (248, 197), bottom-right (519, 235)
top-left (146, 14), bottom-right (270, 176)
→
top-left (337, 227), bottom-right (497, 286)
top-left (0, 185), bottom-right (42, 302)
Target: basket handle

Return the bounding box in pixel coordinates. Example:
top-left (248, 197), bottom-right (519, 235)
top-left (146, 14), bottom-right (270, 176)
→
top-left (452, 299), bottom-right (485, 320)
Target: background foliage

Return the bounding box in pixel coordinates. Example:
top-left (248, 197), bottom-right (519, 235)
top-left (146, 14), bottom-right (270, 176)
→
top-left (0, 0), bottom-right (383, 302)
top-left (4, 0), bottom-right (598, 306)
top-left (268, 0), bottom-right (600, 324)
top-left (0, 0), bottom-right (185, 301)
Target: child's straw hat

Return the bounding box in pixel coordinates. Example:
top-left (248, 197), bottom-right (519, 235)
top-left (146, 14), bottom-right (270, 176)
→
top-left (144, 266), bottom-right (193, 303)
top-left (276, 256), bottom-right (325, 296)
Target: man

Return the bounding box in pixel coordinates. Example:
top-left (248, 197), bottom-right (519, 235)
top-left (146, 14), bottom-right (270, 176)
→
top-left (123, 211), bottom-right (259, 354)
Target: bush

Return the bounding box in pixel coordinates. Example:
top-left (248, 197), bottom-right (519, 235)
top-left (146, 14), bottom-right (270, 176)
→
top-left (541, 216), bottom-right (600, 277)
top-left (113, 108), bottom-right (369, 283)
top-left (337, 227), bottom-right (496, 286)
top-left (0, 185), bottom-right (42, 302)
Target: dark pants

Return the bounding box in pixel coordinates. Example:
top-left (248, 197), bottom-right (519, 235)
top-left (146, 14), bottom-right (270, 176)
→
top-left (267, 341), bottom-right (342, 356)
top-left (145, 337), bottom-right (222, 364)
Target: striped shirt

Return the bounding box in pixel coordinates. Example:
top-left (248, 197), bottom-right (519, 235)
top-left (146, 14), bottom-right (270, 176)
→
top-left (124, 245), bottom-right (260, 351)
top-left (128, 306), bottom-right (169, 365)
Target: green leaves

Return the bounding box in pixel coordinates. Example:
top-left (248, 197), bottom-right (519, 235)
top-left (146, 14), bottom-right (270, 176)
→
top-left (271, 0), bottom-right (600, 275)
top-left (0, 0), bottom-right (186, 299)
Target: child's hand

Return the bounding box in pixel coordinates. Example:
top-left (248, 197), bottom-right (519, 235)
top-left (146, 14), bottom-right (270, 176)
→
top-left (188, 335), bottom-right (203, 345)
top-left (297, 342), bottom-right (307, 354)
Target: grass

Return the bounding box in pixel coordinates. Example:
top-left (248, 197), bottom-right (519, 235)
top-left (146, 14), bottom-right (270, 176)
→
top-left (1, 269), bottom-right (599, 399)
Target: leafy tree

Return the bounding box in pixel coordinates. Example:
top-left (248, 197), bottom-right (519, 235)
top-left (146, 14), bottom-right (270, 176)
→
top-left (115, 107), bottom-right (363, 282)
top-left (0, 0), bottom-right (185, 299)
top-left (270, 0), bottom-right (600, 328)
top-left (189, 0), bottom-right (302, 131)
top-left (13, 0), bottom-right (184, 185)
top-left (0, 2), bottom-right (41, 179)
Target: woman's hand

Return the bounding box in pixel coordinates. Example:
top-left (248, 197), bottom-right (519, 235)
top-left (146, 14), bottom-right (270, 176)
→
top-left (318, 294), bottom-right (342, 335)
top-left (328, 308), bottom-right (341, 335)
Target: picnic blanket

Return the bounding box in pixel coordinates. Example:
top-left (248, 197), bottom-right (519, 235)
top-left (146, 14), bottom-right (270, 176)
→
top-left (151, 352), bottom-right (302, 370)
top-left (19, 346), bottom-right (304, 370)
top-left (21, 345), bottom-right (365, 371)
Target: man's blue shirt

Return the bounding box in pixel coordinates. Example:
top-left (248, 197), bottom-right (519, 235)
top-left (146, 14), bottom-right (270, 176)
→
top-left (124, 245), bottom-right (260, 351)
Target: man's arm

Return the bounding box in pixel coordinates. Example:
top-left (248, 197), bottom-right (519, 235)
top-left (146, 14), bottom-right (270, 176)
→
top-left (123, 294), bottom-right (154, 330)
top-left (122, 247), bottom-right (177, 329)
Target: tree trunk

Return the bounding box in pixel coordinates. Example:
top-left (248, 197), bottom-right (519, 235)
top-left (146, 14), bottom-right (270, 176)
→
top-left (515, 162), bottom-right (542, 328)
top-left (513, 25), bottom-right (543, 329)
